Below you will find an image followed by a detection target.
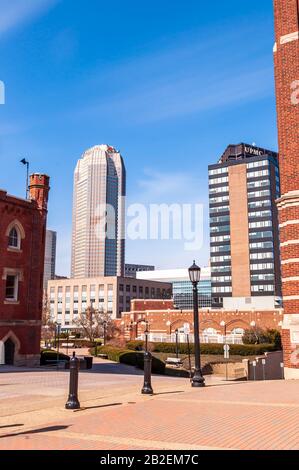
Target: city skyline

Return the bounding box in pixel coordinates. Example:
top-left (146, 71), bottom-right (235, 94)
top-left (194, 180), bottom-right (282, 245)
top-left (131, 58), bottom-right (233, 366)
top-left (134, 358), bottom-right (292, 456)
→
top-left (0, 0), bottom-right (279, 275)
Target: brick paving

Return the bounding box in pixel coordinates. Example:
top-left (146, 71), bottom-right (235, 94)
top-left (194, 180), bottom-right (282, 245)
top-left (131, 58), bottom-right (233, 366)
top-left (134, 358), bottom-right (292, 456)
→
top-left (0, 359), bottom-right (299, 450)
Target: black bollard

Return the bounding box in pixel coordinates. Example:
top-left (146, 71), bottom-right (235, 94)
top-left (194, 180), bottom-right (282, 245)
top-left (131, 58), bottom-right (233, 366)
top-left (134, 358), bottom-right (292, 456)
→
top-left (65, 352), bottom-right (80, 409)
top-left (141, 351), bottom-right (153, 395)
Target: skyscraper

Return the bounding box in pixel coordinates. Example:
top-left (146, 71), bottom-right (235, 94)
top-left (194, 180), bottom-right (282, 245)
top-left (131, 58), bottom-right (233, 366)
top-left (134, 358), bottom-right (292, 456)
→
top-left (43, 230), bottom-right (57, 289)
top-left (71, 145), bottom-right (126, 278)
top-left (273, 0), bottom-right (299, 378)
top-left (209, 143), bottom-right (282, 309)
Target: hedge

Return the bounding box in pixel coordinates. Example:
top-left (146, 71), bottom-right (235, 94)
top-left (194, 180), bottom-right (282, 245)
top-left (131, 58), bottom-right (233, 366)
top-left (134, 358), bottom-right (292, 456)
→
top-left (90, 345), bottom-right (165, 375)
top-left (125, 341), bottom-right (279, 356)
top-left (40, 349), bottom-right (70, 365)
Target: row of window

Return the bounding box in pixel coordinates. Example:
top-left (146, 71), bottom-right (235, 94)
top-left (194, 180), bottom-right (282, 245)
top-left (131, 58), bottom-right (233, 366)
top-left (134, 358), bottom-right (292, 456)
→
top-left (211, 255), bottom-right (231, 263)
top-left (249, 231), bottom-right (273, 240)
top-left (247, 160), bottom-right (268, 169)
top-left (210, 234), bottom-right (230, 243)
top-left (250, 263), bottom-right (274, 271)
top-left (209, 167), bottom-right (228, 176)
top-left (210, 225), bottom-right (230, 233)
top-left (210, 195), bottom-right (229, 204)
top-left (209, 185), bottom-right (229, 195)
top-left (249, 220), bottom-right (272, 229)
top-left (209, 176), bottom-right (229, 185)
top-left (251, 274), bottom-right (274, 281)
top-left (247, 179), bottom-right (270, 189)
top-left (211, 245), bottom-right (231, 253)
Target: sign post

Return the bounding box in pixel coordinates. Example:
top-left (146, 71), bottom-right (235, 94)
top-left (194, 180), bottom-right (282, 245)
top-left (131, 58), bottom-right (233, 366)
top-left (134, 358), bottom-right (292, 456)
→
top-left (252, 360), bottom-right (257, 381)
top-left (223, 344), bottom-right (230, 381)
top-left (184, 324), bottom-right (192, 380)
top-left (262, 358), bottom-right (266, 381)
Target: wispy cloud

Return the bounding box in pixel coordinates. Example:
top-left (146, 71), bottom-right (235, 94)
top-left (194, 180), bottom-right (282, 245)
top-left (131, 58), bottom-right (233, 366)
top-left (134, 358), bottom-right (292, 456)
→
top-left (67, 18), bottom-right (274, 125)
top-left (135, 169), bottom-right (206, 203)
top-left (0, 0), bottom-right (58, 36)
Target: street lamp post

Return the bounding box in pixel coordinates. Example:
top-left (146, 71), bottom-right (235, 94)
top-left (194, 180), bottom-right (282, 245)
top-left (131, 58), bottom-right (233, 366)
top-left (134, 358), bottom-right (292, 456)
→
top-left (188, 261), bottom-right (205, 388)
top-left (175, 329), bottom-right (179, 359)
top-left (141, 321), bottom-right (153, 395)
top-left (220, 321), bottom-right (228, 381)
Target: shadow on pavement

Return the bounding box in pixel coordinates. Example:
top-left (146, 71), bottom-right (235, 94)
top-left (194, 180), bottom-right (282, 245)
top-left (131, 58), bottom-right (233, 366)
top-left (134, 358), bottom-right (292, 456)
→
top-left (0, 425), bottom-right (70, 439)
top-left (152, 390), bottom-right (185, 396)
top-left (73, 402), bottom-right (123, 412)
top-left (0, 424), bottom-right (24, 430)
top-left (84, 362), bottom-right (144, 376)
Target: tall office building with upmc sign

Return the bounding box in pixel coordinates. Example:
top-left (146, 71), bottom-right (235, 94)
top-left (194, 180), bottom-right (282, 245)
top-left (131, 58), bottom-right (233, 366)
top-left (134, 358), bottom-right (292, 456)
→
top-left (209, 143), bottom-right (282, 310)
top-left (273, 1), bottom-right (299, 378)
top-left (71, 145), bottom-right (126, 279)
top-left (43, 230), bottom-right (57, 289)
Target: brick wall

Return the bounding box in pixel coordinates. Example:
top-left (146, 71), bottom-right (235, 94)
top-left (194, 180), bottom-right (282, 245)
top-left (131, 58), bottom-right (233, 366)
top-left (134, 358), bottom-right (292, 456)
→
top-left (273, 0), bottom-right (299, 374)
top-left (118, 300), bottom-right (283, 340)
top-left (0, 175), bottom-right (49, 366)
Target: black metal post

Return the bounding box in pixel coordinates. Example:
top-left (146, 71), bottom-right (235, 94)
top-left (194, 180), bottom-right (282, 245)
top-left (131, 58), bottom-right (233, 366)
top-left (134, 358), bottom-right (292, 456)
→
top-left (66, 331), bottom-right (69, 356)
top-left (187, 334), bottom-right (192, 380)
top-left (141, 328), bottom-right (153, 395)
top-left (191, 282), bottom-right (205, 387)
top-left (103, 321), bottom-right (107, 346)
top-left (175, 329), bottom-right (179, 359)
top-left (65, 352), bottom-right (80, 410)
top-left (56, 324), bottom-right (61, 370)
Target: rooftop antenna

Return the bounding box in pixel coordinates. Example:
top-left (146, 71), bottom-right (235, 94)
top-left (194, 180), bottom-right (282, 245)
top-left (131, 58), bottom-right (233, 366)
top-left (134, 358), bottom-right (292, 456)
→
top-left (20, 158), bottom-right (29, 199)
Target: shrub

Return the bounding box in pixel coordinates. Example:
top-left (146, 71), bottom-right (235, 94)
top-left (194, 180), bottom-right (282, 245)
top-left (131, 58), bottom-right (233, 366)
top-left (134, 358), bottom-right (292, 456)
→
top-left (40, 349), bottom-right (70, 365)
top-left (134, 341), bottom-right (279, 356)
top-left (126, 340), bottom-right (145, 351)
top-left (89, 345), bottom-right (165, 374)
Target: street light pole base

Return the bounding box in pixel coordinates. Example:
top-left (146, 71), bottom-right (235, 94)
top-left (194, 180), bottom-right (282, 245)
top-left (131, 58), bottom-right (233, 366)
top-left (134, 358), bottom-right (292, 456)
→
top-left (65, 397), bottom-right (81, 410)
top-left (191, 372), bottom-right (205, 388)
top-left (141, 384), bottom-right (154, 395)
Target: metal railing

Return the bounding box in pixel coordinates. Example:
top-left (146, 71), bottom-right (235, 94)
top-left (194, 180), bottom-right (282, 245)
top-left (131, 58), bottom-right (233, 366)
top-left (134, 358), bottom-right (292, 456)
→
top-left (137, 333), bottom-right (243, 345)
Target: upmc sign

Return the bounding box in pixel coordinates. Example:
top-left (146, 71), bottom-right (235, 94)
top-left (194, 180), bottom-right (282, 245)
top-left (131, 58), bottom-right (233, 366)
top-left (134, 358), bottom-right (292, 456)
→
top-left (244, 145), bottom-right (265, 157)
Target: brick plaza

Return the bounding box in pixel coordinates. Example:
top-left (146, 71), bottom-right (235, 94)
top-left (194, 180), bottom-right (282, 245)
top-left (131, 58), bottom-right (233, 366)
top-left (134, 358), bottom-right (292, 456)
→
top-left (1, 358), bottom-right (299, 450)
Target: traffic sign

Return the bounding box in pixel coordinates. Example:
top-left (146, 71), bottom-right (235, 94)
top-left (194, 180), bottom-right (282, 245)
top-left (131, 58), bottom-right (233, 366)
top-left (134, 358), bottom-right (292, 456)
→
top-left (223, 344), bottom-right (230, 359)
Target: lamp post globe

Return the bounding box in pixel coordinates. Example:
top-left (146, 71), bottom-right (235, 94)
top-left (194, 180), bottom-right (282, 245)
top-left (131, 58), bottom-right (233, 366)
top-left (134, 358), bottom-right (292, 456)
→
top-left (188, 261), bottom-right (205, 388)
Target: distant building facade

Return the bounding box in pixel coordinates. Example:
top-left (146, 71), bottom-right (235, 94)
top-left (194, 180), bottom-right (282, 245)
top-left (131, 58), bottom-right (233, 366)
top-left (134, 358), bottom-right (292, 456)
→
top-left (125, 264), bottom-right (155, 278)
top-left (0, 174), bottom-right (50, 366)
top-left (48, 276), bottom-right (172, 328)
top-left (136, 267), bottom-right (212, 309)
top-left (209, 143), bottom-right (282, 310)
top-left (43, 230), bottom-right (57, 289)
top-left (71, 145), bottom-right (126, 279)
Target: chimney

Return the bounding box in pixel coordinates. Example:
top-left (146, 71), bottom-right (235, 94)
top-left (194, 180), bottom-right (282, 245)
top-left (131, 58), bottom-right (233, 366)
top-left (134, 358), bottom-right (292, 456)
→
top-left (29, 174), bottom-right (50, 211)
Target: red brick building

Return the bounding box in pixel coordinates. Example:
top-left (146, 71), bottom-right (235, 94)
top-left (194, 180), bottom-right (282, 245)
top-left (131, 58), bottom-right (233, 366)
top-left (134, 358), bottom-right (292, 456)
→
top-left (0, 174), bottom-right (50, 366)
top-left (273, 0), bottom-right (299, 378)
top-left (118, 299), bottom-right (283, 341)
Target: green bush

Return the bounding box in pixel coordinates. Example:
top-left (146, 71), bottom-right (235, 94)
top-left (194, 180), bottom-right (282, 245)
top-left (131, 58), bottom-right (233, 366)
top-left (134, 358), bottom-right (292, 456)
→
top-left (89, 345), bottom-right (165, 374)
top-left (135, 341), bottom-right (279, 356)
top-left (40, 349), bottom-right (70, 365)
top-left (126, 340), bottom-right (145, 351)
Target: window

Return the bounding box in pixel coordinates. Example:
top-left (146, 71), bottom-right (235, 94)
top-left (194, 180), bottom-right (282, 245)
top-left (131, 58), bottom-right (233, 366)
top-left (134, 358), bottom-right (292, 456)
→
top-left (209, 167), bottom-right (228, 176)
top-left (6, 275), bottom-right (18, 301)
top-left (8, 227), bottom-right (19, 248)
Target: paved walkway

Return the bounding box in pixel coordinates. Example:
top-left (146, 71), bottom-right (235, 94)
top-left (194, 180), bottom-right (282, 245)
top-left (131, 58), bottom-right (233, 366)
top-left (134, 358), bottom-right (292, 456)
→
top-left (1, 359), bottom-right (299, 450)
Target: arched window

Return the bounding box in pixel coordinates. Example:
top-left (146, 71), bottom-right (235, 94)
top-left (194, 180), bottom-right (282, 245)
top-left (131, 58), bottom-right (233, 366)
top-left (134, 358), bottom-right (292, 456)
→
top-left (6, 221), bottom-right (25, 250)
top-left (8, 227), bottom-right (19, 249)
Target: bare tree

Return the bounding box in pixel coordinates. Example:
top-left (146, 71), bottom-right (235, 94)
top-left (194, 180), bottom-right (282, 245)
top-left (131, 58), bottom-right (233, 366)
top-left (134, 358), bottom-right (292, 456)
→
top-left (41, 295), bottom-right (56, 344)
top-left (73, 305), bottom-right (118, 343)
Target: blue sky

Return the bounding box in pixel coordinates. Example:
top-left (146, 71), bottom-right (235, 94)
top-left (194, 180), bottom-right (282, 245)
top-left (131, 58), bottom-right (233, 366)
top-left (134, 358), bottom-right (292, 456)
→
top-left (0, 0), bottom-right (278, 275)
